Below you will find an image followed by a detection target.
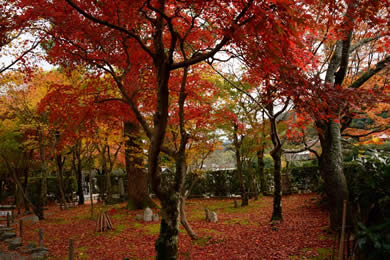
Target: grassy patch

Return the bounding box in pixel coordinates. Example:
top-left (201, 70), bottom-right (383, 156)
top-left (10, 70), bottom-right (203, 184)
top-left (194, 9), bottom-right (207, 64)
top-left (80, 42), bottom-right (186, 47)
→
top-left (223, 218), bottom-right (251, 225)
top-left (49, 218), bottom-right (71, 224)
top-left (188, 210), bottom-right (205, 221)
top-left (193, 236), bottom-right (212, 247)
top-left (111, 224), bottom-right (126, 235)
top-left (76, 246), bottom-right (89, 259)
top-left (199, 228), bottom-right (223, 235)
top-left (144, 223), bottom-right (160, 235)
top-left (111, 213), bottom-right (126, 220)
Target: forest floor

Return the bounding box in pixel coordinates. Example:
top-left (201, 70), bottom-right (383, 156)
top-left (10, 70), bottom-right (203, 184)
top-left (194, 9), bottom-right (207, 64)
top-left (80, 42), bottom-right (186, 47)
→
top-left (2, 194), bottom-right (336, 259)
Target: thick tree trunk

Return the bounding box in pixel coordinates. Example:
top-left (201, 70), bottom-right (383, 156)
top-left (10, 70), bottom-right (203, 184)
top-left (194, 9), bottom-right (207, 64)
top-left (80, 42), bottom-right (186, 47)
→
top-left (155, 194), bottom-right (180, 260)
top-left (318, 120), bottom-right (349, 229)
top-left (124, 121), bottom-right (157, 209)
top-left (271, 149), bottom-right (282, 221)
top-left (76, 163), bottom-right (84, 205)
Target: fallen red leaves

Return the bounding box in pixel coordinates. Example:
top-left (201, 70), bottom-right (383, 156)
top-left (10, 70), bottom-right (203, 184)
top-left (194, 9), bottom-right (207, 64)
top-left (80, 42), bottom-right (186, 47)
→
top-left (10, 194), bottom-right (333, 259)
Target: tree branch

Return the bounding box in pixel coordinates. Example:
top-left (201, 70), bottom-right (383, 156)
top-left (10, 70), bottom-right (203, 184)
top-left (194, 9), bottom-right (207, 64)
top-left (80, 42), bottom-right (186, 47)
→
top-left (64, 0), bottom-right (154, 58)
top-left (348, 55), bottom-right (390, 89)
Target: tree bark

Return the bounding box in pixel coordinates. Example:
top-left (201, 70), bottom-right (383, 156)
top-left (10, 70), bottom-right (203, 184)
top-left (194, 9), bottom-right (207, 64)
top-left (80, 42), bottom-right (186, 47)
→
top-left (38, 130), bottom-right (48, 220)
top-left (155, 194), bottom-right (180, 260)
top-left (270, 149), bottom-right (282, 221)
top-left (179, 176), bottom-right (199, 240)
top-left (56, 154), bottom-right (67, 209)
top-left (233, 123), bottom-right (248, 207)
top-left (179, 195), bottom-right (197, 240)
top-left (73, 141), bottom-right (84, 205)
top-left (257, 148), bottom-right (266, 195)
top-left (124, 121), bottom-right (157, 209)
top-left (318, 120), bottom-right (348, 229)
top-left (101, 144), bottom-right (113, 203)
top-left (267, 102), bottom-right (286, 222)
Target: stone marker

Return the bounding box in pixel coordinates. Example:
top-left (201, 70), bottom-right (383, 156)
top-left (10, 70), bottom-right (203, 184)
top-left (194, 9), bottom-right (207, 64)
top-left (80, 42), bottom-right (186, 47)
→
top-left (21, 215), bottom-right (39, 223)
top-left (209, 211), bottom-right (218, 223)
top-left (152, 214), bottom-right (159, 222)
top-left (144, 207), bottom-right (153, 222)
top-left (118, 177), bottom-right (125, 197)
top-left (204, 208), bottom-right (210, 221)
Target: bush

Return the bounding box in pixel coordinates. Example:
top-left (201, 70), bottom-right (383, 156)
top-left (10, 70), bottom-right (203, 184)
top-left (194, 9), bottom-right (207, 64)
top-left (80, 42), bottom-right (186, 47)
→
top-left (27, 176), bottom-right (77, 205)
top-left (288, 165), bottom-right (320, 192)
top-left (95, 173), bottom-right (127, 194)
top-left (345, 151), bottom-right (390, 259)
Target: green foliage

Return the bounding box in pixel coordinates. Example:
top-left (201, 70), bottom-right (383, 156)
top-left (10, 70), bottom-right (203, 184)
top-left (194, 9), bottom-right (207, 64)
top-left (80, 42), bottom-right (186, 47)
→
top-left (345, 151), bottom-right (390, 258)
top-left (356, 220), bottom-right (390, 259)
top-left (27, 176), bottom-right (77, 204)
top-left (95, 173), bottom-right (126, 194)
top-left (289, 165), bottom-right (320, 191)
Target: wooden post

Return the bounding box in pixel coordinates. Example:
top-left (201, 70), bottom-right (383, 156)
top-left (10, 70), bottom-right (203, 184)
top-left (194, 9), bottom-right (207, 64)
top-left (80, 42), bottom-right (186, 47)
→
top-left (39, 228), bottom-right (43, 247)
top-left (19, 220), bottom-right (23, 241)
top-left (69, 239), bottom-right (73, 260)
top-left (6, 212), bottom-right (10, 227)
top-left (338, 200), bottom-right (347, 260)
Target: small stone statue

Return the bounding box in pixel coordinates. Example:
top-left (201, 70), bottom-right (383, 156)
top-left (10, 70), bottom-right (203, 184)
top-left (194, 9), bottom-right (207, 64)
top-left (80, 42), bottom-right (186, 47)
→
top-left (144, 207), bottom-right (153, 222)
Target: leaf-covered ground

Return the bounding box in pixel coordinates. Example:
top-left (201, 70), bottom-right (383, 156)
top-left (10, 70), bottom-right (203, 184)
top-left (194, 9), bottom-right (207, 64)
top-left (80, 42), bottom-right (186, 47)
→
top-left (8, 194), bottom-right (335, 259)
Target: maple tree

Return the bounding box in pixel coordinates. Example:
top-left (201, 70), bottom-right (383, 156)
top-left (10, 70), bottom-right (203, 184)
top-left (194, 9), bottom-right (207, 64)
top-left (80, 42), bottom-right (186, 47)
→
top-left (297, 0), bottom-right (390, 229)
top-left (0, 2), bottom-right (42, 75)
top-left (12, 0), bottom-right (305, 257)
top-left (3, 1), bottom-right (388, 258)
top-left (0, 70), bottom-right (62, 219)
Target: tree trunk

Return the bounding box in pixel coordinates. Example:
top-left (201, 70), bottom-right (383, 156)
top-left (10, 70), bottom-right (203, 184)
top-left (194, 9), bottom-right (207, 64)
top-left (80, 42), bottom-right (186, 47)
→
top-left (318, 120), bottom-right (349, 229)
top-left (101, 146), bottom-right (113, 204)
top-left (76, 161), bottom-right (84, 205)
top-left (56, 154), bottom-right (67, 209)
top-left (22, 165), bottom-right (29, 212)
top-left (89, 168), bottom-right (94, 218)
top-left (38, 171), bottom-right (47, 220)
top-left (73, 142), bottom-right (84, 205)
top-left (124, 121), bottom-right (157, 209)
top-left (176, 148), bottom-right (197, 240)
top-left (179, 195), bottom-right (197, 240)
top-left (271, 149), bottom-right (282, 221)
top-left (258, 111), bottom-right (267, 195)
top-left (233, 123), bottom-right (248, 207)
top-left (257, 148), bottom-right (266, 195)
top-left (3, 162), bottom-right (37, 218)
top-left (155, 194), bottom-right (180, 260)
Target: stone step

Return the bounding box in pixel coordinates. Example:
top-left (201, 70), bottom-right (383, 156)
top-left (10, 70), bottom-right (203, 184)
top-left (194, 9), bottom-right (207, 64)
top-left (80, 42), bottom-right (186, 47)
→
top-left (6, 237), bottom-right (22, 250)
top-left (0, 232), bottom-right (16, 241)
